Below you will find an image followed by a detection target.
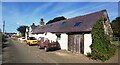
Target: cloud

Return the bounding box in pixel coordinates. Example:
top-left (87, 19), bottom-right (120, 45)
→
top-left (25, 2), bottom-right (54, 19)
top-left (2, 2), bottom-right (118, 33)
top-left (16, 22), bottom-right (23, 26)
top-left (57, 2), bottom-right (117, 20)
top-left (16, 2), bottom-right (56, 25)
top-left (0, 2), bottom-right (2, 30)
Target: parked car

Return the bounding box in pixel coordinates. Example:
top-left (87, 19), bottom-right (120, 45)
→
top-left (37, 37), bottom-right (61, 52)
top-left (18, 37), bottom-right (26, 43)
top-left (18, 37), bottom-right (25, 41)
top-left (26, 37), bottom-right (38, 46)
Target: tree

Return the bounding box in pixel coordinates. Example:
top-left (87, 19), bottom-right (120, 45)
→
top-left (17, 25), bottom-right (27, 37)
top-left (111, 16), bottom-right (120, 37)
top-left (46, 16), bottom-right (67, 24)
top-left (90, 17), bottom-right (116, 61)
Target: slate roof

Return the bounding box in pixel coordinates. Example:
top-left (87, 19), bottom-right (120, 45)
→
top-left (31, 25), bottom-right (37, 29)
top-left (33, 10), bottom-right (108, 34)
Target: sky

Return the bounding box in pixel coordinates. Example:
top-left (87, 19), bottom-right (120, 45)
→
top-left (1, 2), bottom-right (118, 33)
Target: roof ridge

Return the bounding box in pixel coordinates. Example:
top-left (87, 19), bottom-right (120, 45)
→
top-left (33, 9), bottom-right (108, 33)
top-left (42, 9), bottom-right (106, 27)
top-left (68, 9), bottom-right (106, 19)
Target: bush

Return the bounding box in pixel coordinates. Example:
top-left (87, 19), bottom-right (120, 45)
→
top-left (1, 34), bottom-right (8, 42)
top-left (90, 17), bottom-right (116, 61)
top-left (86, 53), bottom-right (92, 57)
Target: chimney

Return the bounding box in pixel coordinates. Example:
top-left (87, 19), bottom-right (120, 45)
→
top-left (32, 23), bottom-right (35, 26)
top-left (40, 18), bottom-right (44, 26)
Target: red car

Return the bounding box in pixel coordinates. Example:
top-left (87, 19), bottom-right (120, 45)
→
top-left (37, 37), bottom-right (60, 52)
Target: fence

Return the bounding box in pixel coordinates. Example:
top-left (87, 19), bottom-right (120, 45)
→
top-left (110, 37), bottom-right (120, 46)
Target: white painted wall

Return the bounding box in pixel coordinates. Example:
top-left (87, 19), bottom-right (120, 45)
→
top-left (57, 34), bottom-right (68, 50)
top-left (25, 32), bottom-right (27, 40)
top-left (31, 34), bottom-right (45, 40)
top-left (38, 32), bottom-right (68, 50)
top-left (25, 26), bottom-right (42, 40)
top-left (44, 32), bottom-right (57, 42)
top-left (84, 34), bottom-right (92, 55)
top-left (31, 34), bottom-right (37, 39)
top-left (27, 31), bottom-right (68, 50)
top-left (29, 27), bottom-right (32, 37)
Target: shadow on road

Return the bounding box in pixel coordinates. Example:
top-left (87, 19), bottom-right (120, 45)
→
top-left (2, 38), bottom-right (9, 49)
top-left (2, 44), bottom-right (9, 49)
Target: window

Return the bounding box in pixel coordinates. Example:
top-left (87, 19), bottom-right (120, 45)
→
top-left (56, 34), bottom-right (61, 40)
top-left (73, 22), bottom-right (81, 27)
top-left (49, 24), bottom-right (53, 27)
top-left (45, 32), bottom-right (47, 35)
top-left (29, 37), bottom-right (36, 40)
top-left (61, 21), bottom-right (66, 25)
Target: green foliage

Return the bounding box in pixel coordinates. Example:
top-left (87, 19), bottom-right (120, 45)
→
top-left (0, 33), bottom-right (2, 43)
top-left (0, 33), bottom-right (8, 43)
top-left (111, 16), bottom-right (120, 37)
top-left (17, 25), bottom-right (27, 37)
top-left (46, 16), bottom-right (66, 24)
top-left (90, 17), bottom-right (116, 61)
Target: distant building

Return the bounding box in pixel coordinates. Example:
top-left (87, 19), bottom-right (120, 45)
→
top-left (25, 18), bottom-right (45, 40)
top-left (17, 31), bottom-right (21, 36)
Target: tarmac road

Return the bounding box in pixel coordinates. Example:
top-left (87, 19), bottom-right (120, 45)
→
top-left (2, 38), bottom-right (50, 63)
top-left (2, 38), bottom-right (119, 64)
top-left (2, 38), bottom-right (77, 63)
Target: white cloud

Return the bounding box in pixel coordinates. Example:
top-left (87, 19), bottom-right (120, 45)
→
top-left (57, 3), bottom-right (117, 19)
top-left (23, 2), bottom-right (54, 21)
top-left (0, 2), bottom-right (2, 30)
top-left (16, 22), bottom-right (22, 26)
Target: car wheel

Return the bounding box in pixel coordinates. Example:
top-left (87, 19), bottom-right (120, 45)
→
top-left (26, 42), bottom-right (28, 45)
top-left (25, 41), bottom-right (27, 44)
top-left (38, 45), bottom-right (42, 49)
top-left (28, 43), bottom-right (31, 46)
top-left (44, 47), bottom-right (48, 52)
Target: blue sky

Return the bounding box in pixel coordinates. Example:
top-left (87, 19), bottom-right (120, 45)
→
top-left (2, 2), bottom-right (118, 33)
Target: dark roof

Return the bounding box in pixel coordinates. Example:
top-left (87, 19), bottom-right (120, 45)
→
top-left (33, 10), bottom-right (108, 34)
top-left (31, 24), bottom-right (37, 30)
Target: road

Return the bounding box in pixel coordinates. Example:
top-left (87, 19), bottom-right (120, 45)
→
top-left (2, 38), bottom-right (119, 64)
top-left (3, 38), bottom-right (49, 63)
top-left (3, 38), bottom-right (76, 63)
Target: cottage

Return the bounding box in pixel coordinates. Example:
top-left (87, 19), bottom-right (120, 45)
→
top-left (33, 10), bottom-right (113, 55)
top-left (25, 23), bottom-right (37, 40)
top-left (25, 19), bottom-right (45, 40)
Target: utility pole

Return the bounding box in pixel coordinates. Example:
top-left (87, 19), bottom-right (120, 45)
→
top-left (3, 20), bottom-right (5, 33)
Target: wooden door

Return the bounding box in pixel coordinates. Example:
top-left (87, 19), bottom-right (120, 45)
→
top-left (68, 34), bottom-right (84, 54)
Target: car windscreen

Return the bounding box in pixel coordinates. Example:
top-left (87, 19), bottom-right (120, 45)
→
top-left (29, 37), bottom-right (36, 40)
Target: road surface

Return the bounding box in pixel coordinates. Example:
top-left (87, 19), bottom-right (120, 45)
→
top-left (3, 38), bottom-right (49, 63)
top-left (2, 38), bottom-right (119, 64)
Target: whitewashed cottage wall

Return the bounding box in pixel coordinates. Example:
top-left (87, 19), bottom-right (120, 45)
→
top-left (41, 32), bottom-right (68, 50)
top-left (84, 34), bottom-right (92, 55)
top-left (44, 32), bottom-right (57, 42)
top-left (57, 34), bottom-right (68, 50)
top-left (31, 34), bottom-right (44, 40)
